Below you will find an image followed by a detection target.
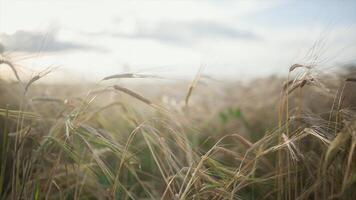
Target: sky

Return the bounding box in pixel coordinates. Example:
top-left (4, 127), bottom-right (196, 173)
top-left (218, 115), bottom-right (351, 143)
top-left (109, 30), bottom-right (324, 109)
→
top-left (0, 0), bottom-right (356, 82)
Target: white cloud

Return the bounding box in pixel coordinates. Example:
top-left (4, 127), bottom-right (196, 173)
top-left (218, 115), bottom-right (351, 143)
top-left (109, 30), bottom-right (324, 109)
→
top-left (0, 29), bottom-right (99, 52)
top-left (86, 20), bottom-right (260, 46)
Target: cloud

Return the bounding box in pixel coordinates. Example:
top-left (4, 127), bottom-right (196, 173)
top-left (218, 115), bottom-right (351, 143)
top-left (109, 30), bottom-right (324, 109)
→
top-left (0, 30), bottom-right (95, 53)
top-left (89, 20), bottom-right (260, 45)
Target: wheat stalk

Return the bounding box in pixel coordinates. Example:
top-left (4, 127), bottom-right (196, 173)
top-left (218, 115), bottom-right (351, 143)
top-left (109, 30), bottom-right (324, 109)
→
top-left (103, 73), bottom-right (164, 80)
top-left (113, 85), bottom-right (152, 105)
top-left (0, 57), bottom-right (21, 82)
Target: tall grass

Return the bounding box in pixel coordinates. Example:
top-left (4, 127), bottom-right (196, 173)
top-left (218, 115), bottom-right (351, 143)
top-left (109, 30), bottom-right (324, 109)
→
top-left (0, 58), bottom-right (355, 199)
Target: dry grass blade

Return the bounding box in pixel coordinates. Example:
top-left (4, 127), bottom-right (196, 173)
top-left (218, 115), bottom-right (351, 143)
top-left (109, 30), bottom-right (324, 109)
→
top-left (185, 66), bottom-right (204, 106)
top-left (285, 78), bottom-right (314, 94)
top-left (215, 147), bottom-right (247, 162)
top-left (342, 139), bottom-right (356, 192)
top-left (0, 58), bottom-right (21, 82)
top-left (324, 132), bottom-right (350, 171)
top-left (282, 133), bottom-right (299, 161)
top-left (113, 85), bottom-right (152, 105)
top-left (289, 63), bottom-right (311, 72)
top-left (103, 73), bottom-right (164, 80)
top-left (304, 128), bottom-right (331, 145)
top-left (232, 134), bottom-right (253, 148)
top-left (299, 79), bottom-right (308, 88)
top-left (25, 75), bottom-right (41, 92)
top-left (25, 67), bottom-right (54, 93)
top-left (345, 77), bottom-right (356, 82)
top-left (282, 80), bottom-right (294, 91)
top-left (231, 134), bottom-right (275, 170)
top-left (31, 97), bottom-right (64, 104)
top-left (287, 81), bottom-right (303, 94)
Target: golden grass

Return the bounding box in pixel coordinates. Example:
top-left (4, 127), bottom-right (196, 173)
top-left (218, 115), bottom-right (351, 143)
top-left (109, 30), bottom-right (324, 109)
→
top-left (0, 58), bottom-right (355, 199)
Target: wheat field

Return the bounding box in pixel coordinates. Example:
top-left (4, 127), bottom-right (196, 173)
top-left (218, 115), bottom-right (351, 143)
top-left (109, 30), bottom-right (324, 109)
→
top-left (0, 53), bottom-right (355, 200)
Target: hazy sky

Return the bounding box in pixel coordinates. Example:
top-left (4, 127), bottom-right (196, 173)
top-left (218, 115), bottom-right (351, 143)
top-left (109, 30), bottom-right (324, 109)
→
top-left (0, 0), bottom-right (356, 81)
